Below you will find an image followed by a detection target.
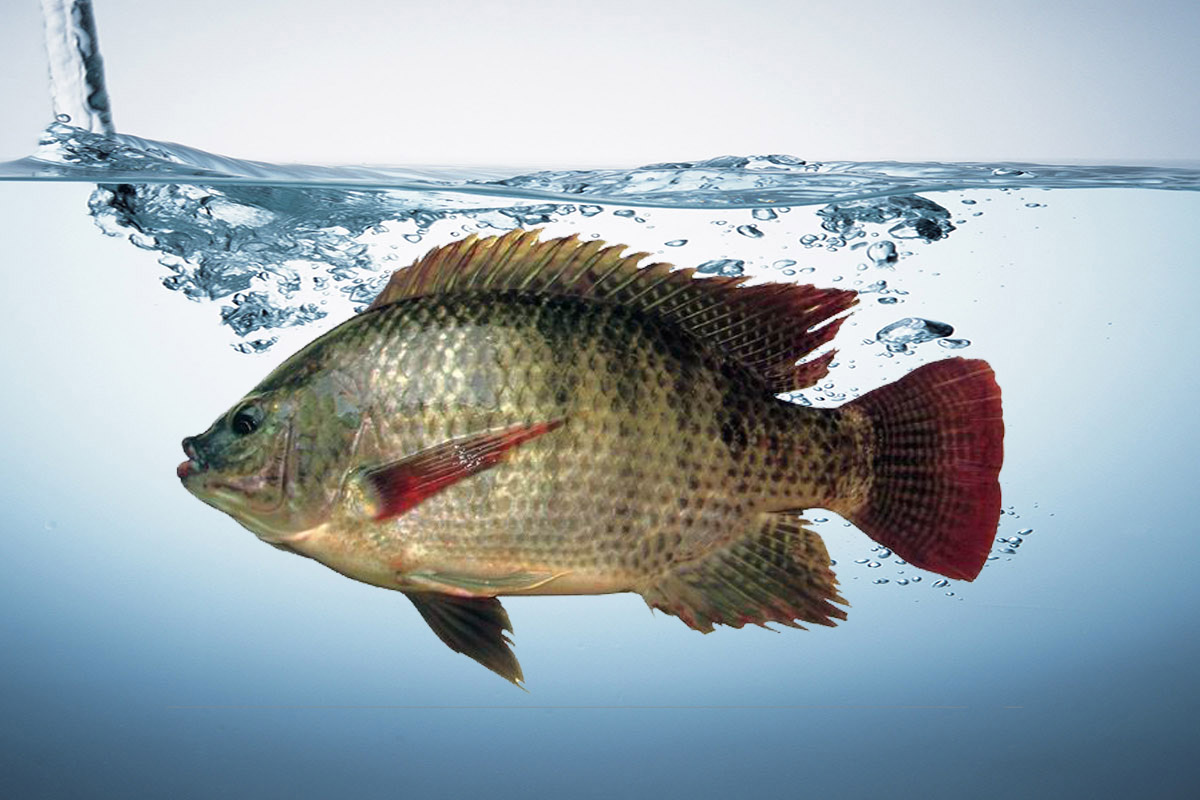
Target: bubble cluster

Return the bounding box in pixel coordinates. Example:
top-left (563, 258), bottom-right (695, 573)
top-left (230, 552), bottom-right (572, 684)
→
top-left (816, 195), bottom-right (956, 245)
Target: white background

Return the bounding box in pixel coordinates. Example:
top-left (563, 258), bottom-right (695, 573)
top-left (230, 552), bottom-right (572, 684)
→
top-left (3, 0), bottom-right (1199, 167)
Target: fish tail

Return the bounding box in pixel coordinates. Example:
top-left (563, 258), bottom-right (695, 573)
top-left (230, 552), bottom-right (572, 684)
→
top-left (841, 358), bottom-right (1004, 581)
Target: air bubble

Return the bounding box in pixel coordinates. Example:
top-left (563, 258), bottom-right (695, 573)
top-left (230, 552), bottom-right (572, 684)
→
top-left (664, 239), bottom-right (687, 247)
top-left (876, 317), bottom-right (954, 353)
top-left (866, 240), bottom-right (898, 265)
top-left (752, 208), bottom-right (778, 221)
top-left (938, 338), bottom-right (971, 349)
top-left (772, 259), bottom-right (797, 269)
top-left (933, 579), bottom-right (950, 588)
top-left (231, 337), bottom-right (279, 354)
top-left (696, 258), bottom-right (745, 277)
top-left (736, 224), bottom-right (764, 239)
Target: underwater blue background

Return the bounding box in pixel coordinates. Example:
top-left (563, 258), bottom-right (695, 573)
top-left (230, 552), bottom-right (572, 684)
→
top-left (2, 1), bottom-right (1200, 798)
top-left (3, 182), bottom-right (1198, 799)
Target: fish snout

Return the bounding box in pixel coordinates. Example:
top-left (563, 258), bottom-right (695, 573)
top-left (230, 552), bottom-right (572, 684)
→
top-left (179, 436), bottom-right (204, 480)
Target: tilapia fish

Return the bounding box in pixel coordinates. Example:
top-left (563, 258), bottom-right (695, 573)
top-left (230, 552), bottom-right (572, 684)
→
top-left (179, 229), bottom-right (1004, 685)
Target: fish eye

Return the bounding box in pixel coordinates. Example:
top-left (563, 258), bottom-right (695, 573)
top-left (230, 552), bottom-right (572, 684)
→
top-left (231, 404), bottom-right (264, 437)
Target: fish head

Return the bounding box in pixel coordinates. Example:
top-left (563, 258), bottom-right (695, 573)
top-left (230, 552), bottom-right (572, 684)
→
top-left (178, 387), bottom-right (322, 541)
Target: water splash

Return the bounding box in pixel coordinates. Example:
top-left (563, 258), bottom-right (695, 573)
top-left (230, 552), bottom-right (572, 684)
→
top-left (8, 1), bottom-right (1200, 349)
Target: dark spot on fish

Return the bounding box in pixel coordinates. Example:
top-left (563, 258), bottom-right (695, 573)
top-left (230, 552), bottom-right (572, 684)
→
top-left (721, 419), bottom-right (749, 454)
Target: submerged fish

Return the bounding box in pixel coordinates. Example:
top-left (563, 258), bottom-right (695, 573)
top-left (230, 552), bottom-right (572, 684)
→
top-left (178, 229), bottom-right (1003, 685)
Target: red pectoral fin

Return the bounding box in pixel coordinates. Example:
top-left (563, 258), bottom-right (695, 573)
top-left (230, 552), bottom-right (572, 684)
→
top-left (361, 419), bottom-right (565, 521)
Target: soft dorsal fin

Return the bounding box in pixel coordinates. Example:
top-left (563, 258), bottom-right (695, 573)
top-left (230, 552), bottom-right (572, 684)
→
top-left (370, 229), bottom-right (858, 392)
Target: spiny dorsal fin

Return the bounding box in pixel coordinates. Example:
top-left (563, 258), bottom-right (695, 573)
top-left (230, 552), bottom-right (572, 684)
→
top-left (370, 229), bottom-right (858, 392)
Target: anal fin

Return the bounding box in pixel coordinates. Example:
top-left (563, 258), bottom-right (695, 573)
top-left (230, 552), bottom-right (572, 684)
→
top-left (406, 592), bottom-right (524, 687)
top-left (642, 514), bottom-right (848, 633)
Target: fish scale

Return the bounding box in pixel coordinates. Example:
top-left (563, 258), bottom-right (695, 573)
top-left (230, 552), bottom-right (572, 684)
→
top-left (180, 228), bottom-right (1004, 685)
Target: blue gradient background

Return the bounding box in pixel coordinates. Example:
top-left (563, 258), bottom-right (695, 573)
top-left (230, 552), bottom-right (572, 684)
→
top-left (2, 1), bottom-right (1200, 798)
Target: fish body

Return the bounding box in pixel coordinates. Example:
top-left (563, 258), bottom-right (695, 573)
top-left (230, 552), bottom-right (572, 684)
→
top-left (180, 230), bottom-right (1004, 684)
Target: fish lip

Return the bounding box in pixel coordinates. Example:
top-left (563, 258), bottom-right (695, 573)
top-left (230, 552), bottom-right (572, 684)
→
top-left (179, 436), bottom-right (206, 481)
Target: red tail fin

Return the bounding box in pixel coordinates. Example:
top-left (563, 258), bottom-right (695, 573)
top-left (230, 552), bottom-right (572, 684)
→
top-left (844, 358), bottom-right (1003, 581)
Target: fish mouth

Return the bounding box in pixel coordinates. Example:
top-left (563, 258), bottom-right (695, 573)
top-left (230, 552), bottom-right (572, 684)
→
top-left (178, 436), bottom-right (203, 482)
